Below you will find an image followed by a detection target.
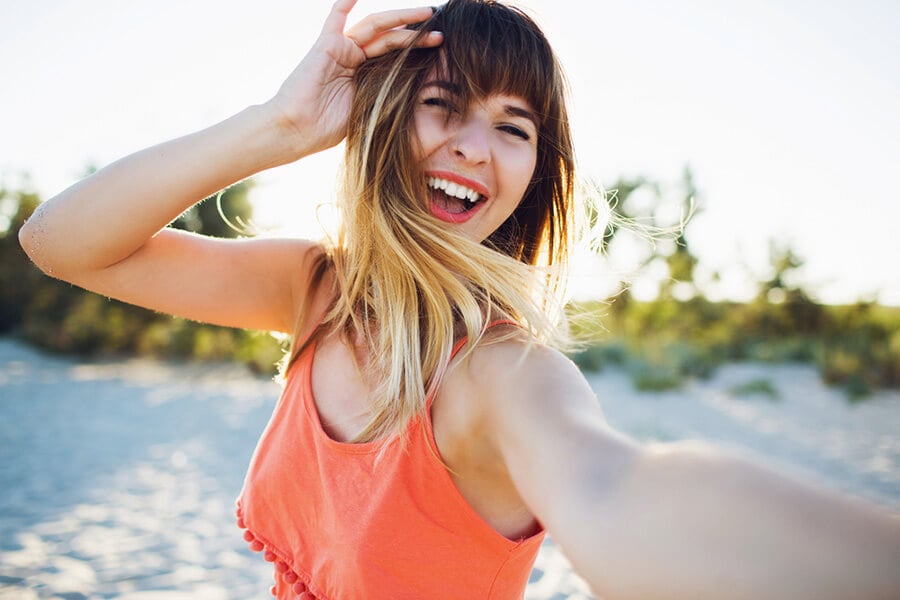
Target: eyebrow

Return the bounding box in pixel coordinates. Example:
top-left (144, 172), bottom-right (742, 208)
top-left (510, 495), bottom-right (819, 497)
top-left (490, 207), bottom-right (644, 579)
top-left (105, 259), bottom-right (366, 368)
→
top-left (422, 80), bottom-right (541, 129)
top-left (504, 105), bottom-right (541, 130)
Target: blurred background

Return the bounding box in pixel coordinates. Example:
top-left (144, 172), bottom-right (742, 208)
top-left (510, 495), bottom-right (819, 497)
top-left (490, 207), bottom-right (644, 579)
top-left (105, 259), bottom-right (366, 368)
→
top-left (2, 0), bottom-right (898, 391)
top-left (1, 1), bottom-right (898, 598)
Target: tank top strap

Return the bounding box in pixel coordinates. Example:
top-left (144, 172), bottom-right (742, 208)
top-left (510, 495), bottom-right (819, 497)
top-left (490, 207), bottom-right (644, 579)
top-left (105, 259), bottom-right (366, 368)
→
top-left (448, 318), bottom-right (520, 360)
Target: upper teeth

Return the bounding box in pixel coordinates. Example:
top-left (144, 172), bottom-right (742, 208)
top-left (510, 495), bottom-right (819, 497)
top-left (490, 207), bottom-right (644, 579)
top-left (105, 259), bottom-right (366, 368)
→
top-left (428, 177), bottom-right (482, 204)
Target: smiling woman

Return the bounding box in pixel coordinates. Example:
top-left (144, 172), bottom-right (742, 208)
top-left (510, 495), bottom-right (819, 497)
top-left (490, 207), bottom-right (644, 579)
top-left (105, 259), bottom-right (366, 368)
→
top-left (16, 0), bottom-right (900, 598)
top-left (417, 90), bottom-right (538, 233)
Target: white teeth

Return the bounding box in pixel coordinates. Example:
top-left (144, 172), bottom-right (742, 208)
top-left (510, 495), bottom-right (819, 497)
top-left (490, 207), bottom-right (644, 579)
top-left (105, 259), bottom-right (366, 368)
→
top-left (427, 177), bottom-right (482, 203)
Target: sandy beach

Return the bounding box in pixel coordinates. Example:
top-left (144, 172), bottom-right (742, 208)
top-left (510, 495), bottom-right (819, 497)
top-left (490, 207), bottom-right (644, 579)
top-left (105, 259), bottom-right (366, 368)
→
top-left (1, 337), bottom-right (898, 599)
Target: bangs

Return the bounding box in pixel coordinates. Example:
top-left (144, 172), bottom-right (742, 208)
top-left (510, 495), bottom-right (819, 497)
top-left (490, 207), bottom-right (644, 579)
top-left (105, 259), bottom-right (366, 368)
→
top-left (348, 0), bottom-right (574, 269)
top-left (419, 0), bottom-right (559, 119)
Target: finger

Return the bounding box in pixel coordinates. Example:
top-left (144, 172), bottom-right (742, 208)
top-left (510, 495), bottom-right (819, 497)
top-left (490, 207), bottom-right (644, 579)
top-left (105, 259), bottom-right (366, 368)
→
top-left (346, 6), bottom-right (436, 47)
top-left (322, 0), bottom-right (359, 36)
top-left (359, 29), bottom-right (443, 59)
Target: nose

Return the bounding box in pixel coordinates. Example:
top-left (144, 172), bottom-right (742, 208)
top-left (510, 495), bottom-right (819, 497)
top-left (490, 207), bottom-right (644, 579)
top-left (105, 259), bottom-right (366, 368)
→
top-left (450, 117), bottom-right (491, 165)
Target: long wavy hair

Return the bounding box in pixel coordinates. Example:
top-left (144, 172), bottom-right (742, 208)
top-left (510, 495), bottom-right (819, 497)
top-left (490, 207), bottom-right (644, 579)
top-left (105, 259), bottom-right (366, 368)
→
top-left (289, 0), bottom-right (577, 442)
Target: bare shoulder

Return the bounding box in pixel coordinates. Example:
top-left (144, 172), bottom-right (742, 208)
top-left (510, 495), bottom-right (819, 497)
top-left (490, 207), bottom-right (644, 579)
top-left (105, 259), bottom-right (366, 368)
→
top-left (435, 328), bottom-right (635, 542)
top-left (461, 330), bottom-right (635, 522)
top-left (463, 330), bottom-right (601, 425)
top-left (458, 330), bottom-right (613, 479)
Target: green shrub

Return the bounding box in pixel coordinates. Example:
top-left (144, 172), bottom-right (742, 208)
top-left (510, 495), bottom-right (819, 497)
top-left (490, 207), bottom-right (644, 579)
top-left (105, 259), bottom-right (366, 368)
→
top-left (570, 341), bottom-right (627, 372)
top-left (728, 378), bottom-right (779, 400)
top-left (629, 359), bottom-right (684, 391)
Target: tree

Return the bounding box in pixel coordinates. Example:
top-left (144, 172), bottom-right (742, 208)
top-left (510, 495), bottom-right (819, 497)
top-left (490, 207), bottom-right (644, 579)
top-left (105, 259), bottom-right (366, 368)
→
top-left (659, 167), bottom-right (699, 301)
top-left (171, 179), bottom-right (255, 238)
top-left (747, 242), bottom-right (823, 338)
top-left (0, 184), bottom-right (43, 331)
top-left (592, 166), bottom-right (700, 302)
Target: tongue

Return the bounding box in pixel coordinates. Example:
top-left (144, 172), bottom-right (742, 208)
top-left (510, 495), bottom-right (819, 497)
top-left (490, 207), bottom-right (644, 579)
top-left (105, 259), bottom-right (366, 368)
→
top-left (431, 188), bottom-right (468, 214)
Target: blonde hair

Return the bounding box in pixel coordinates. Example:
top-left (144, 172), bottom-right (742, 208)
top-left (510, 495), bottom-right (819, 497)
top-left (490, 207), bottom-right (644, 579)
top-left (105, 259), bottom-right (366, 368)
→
top-left (289, 0), bottom-right (577, 442)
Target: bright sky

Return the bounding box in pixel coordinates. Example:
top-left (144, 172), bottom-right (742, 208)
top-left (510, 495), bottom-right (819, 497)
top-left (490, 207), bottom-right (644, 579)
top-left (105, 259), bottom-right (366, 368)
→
top-left (2, 0), bottom-right (898, 305)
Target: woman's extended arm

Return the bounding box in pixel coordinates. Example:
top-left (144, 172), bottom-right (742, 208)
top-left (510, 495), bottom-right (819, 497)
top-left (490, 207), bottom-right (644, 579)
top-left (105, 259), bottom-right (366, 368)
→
top-left (479, 342), bottom-right (900, 600)
top-left (18, 0), bottom-right (441, 333)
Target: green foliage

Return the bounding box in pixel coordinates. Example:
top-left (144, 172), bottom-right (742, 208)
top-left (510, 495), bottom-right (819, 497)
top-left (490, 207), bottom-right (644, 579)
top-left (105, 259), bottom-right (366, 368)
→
top-left (4, 172), bottom-right (898, 396)
top-left (576, 171), bottom-right (898, 399)
top-left (816, 302), bottom-right (900, 398)
top-left (573, 296), bottom-right (900, 400)
top-left (598, 167), bottom-right (700, 303)
top-left (629, 359), bottom-right (684, 391)
top-left (570, 341), bottom-right (628, 372)
top-left (728, 378), bottom-right (779, 400)
top-left (0, 186), bottom-right (43, 332)
top-left (170, 180), bottom-right (255, 238)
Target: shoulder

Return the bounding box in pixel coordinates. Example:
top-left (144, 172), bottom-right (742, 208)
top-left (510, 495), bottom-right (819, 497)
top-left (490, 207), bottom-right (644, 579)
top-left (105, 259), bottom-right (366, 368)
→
top-left (287, 239), bottom-right (333, 297)
top-left (463, 330), bottom-right (600, 423)
top-left (461, 334), bottom-right (638, 545)
top-left (434, 328), bottom-right (590, 454)
top-left (286, 240), bottom-right (336, 336)
top-left (443, 329), bottom-right (606, 474)
top-left (436, 329), bottom-right (640, 542)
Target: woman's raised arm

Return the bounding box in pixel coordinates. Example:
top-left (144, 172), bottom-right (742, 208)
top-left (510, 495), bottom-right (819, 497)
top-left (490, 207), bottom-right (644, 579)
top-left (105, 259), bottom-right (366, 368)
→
top-left (18, 1), bottom-right (441, 333)
top-left (479, 342), bottom-right (900, 600)
top-left (19, 105), bottom-right (312, 333)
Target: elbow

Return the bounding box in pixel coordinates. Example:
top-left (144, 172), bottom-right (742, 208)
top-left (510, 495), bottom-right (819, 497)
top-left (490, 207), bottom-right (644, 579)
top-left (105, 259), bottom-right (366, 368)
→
top-left (18, 217), bottom-right (41, 265)
top-left (18, 211), bottom-right (64, 279)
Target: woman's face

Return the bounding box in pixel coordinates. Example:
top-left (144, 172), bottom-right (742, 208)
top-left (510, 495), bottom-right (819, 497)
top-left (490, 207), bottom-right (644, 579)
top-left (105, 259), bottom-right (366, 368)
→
top-left (412, 78), bottom-right (539, 243)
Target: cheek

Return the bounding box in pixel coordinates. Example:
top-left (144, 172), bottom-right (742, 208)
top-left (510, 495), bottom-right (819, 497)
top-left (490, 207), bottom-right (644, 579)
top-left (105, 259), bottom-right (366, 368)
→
top-left (411, 114), bottom-right (427, 162)
top-left (411, 112), bottom-right (446, 160)
top-left (512, 153), bottom-right (538, 197)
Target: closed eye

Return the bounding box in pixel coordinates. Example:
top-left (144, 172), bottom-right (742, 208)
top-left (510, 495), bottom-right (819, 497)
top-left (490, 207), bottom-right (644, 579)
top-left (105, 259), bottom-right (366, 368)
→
top-left (498, 124), bottom-right (531, 141)
top-left (422, 97), bottom-right (458, 112)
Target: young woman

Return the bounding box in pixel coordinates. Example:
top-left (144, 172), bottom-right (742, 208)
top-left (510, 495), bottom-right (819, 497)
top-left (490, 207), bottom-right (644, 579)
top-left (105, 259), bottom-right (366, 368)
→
top-left (19, 1), bottom-right (900, 598)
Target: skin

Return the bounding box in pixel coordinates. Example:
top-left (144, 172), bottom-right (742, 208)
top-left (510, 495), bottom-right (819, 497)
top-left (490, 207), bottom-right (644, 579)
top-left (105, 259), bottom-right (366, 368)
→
top-left (413, 80), bottom-right (539, 241)
top-left (18, 1), bottom-right (900, 598)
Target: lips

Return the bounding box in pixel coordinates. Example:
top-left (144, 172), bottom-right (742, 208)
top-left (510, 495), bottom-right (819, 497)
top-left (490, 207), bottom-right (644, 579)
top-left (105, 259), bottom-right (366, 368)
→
top-left (426, 171), bottom-right (490, 224)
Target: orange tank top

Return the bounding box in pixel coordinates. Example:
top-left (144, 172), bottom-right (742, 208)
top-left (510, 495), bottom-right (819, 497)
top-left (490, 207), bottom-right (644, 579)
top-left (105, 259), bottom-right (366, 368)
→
top-left (236, 327), bottom-right (545, 599)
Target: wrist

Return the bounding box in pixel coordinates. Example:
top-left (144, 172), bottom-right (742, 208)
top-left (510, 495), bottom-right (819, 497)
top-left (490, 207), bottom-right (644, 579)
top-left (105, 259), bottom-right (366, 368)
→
top-left (252, 99), bottom-right (323, 165)
top-left (235, 102), bottom-right (311, 170)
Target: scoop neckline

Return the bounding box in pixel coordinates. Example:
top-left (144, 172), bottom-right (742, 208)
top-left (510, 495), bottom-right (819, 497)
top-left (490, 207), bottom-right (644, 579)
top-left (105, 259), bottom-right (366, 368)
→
top-left (298, 320), bottom-right (517, 453)
top-left (300, 339), bottom-right (400, 454)
top-left (295, 327), bottom-right (546, 548)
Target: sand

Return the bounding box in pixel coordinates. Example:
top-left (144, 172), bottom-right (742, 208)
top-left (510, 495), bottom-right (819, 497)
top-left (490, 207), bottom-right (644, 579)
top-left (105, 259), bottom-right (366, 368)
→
top-left (1, 338), bottom-right (897, 599)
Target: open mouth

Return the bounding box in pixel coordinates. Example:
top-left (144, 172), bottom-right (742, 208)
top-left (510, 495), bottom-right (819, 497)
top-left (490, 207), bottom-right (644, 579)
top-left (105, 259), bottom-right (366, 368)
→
top-left (427, 176), bottom-right (486, 222)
